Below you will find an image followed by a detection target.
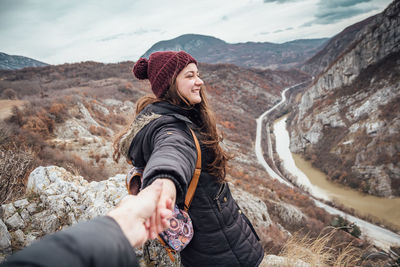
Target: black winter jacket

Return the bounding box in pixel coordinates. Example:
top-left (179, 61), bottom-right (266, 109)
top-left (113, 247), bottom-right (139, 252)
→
top-left (1, 216), bottom-right (139, 267)
top-left (127, 102), bottom-right (264, 267)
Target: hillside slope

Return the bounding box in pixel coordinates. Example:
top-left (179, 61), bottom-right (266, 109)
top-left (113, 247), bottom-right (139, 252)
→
top-left (300, 15), bottom-right (377, 76)
top-left (288, 0), bottom-right (400, 197)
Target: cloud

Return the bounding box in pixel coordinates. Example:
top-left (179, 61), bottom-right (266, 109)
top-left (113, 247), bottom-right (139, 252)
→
top-left (320, 0), bottom-right (372, 8)
top-left (98, 29), bottom-right (162, 42)
top-left (301, 0), bottom-right (377, 26)
top-left (263, 0), bottom-right (300, 3)
top-left (273, 29), bottom-right (284, 33)
top-left (314, 6), bottom-right (375, 24)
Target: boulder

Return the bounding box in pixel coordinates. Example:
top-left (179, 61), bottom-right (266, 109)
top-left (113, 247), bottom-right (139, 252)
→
top-left (0, 219), bottom-right (11, 253)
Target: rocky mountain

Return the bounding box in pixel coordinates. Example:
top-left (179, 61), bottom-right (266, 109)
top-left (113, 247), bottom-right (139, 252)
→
top-left (142, 34), bottom-right (328, 70)
top-left (0, 52), bottom-right (48, 70)
top-left (300, 15), bottom-right (377, 76)
top-left (288, 0), bottom-right (400, 197)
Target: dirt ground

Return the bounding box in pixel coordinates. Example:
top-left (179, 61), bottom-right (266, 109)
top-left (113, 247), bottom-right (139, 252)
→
top-left (0, 100), bottom-right (25, 121)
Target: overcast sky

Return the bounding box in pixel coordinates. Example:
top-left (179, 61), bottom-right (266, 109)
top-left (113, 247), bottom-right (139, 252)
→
top-left (0, 0), bottom-right (393, 65)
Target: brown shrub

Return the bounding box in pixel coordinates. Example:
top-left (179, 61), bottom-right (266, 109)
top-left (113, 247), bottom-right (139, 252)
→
top-left (0, 122), bottom-right (12, 145)
top-left (107, 113), bottom-right (128, 126)
top-left (1, 88), bottom-right (18, 99)
top-left (220, 120), bottom-right (236, 129)
top-left (259, 224), bottom-right (288, 255)
top-left (0, 149), bottom-right (35, 204)
top-left (89, 125), bottom-right (108, 136)
top-left (7, 106), bottom-right (24, 127)
top-left (37, 147), bottom-right (110, 182)
top-left (49, 102), bottom-right (67, 123)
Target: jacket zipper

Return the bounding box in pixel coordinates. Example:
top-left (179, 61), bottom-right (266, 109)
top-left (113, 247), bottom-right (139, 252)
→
top-left (214, 183), bottom-right (225, 212)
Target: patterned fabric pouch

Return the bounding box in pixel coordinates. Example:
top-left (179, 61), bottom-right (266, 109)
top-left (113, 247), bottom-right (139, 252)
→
top-left (158, 206), bottom-right (194, 251)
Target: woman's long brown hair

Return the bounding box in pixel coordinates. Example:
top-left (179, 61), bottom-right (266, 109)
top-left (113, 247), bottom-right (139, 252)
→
top-left (113, 76), bottom-right (230, 182)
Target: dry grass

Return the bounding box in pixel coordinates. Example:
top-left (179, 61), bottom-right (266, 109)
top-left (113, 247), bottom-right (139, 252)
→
top-left (0, 148), bottom-right (35, 204)
top-left (278, 228), bottom-right (360, 267)
top-left (0, 99), bottom-right (25, 120)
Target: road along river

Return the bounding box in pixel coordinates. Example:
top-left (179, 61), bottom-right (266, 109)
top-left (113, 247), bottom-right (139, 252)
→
top-left (255, 84), bottom-right (400, 251)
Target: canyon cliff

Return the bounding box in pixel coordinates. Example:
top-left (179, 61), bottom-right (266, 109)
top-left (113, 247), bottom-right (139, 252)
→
top-left (288, 0), bottom-right (400, 197)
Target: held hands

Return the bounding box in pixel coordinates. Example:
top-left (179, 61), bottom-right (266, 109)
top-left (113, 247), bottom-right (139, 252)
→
top-left (149, 178), bottom-right (177, 239)
top-left (107, 180), bottom-right (174, 247)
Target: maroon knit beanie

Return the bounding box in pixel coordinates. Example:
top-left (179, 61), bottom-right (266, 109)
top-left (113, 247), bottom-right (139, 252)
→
top-left (133, 51), bottom-right (197, 98)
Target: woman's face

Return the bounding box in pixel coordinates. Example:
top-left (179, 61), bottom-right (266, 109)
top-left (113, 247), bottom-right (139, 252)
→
top-left (176, 63), bottom-right (203, 105)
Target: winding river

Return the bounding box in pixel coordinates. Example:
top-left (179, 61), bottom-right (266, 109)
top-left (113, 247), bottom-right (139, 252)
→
top-left (255, 83), bottom-right (400, 251)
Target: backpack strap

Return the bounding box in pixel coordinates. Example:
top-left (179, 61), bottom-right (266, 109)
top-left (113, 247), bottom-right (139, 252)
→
top-left (184, 128), bottom-right (201, 211)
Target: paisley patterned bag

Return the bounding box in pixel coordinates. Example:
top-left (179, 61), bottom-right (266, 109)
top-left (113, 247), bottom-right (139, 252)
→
top-left (158, 206), bottom-right (194, 251)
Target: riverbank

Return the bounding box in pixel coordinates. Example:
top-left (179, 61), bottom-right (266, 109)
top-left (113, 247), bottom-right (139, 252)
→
top-left (274, 115), bottom-right (400, 232)
top-left (256, 83), bottom-right (400, 251)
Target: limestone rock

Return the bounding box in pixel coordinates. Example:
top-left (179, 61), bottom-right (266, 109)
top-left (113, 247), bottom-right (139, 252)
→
top-left (230, 182), bottom-right (273, 229)
top-left (41, 214), bottom-right (60, 234)
top-left (0, 219), bottom-right (11, 252)
top-left (5, 213), bottom-right (25, 230)
top-left (273, 202), bottom-right (307, 226)
top-left (11, 229), bottom-right (25, 245)
top-left (19, 209), bottom-right (30, 222)
top-left (263, 255), bottom-right (310, 267)
top-left (13, 199), bottom-right (29, 209)
top-left (103, 98), bottom-right (123, 107)
top-left (77, 102), bottom-right (100, 127)
top-left (92, 102), bottom-right (110, 115)
top-left (1, 204), bottom-right (16, 220)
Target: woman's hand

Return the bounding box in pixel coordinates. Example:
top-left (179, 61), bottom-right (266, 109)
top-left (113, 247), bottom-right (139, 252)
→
top-left (107, 180), bottom-right (173, 247)
top-left (149, 179), bottom-right (176, 239)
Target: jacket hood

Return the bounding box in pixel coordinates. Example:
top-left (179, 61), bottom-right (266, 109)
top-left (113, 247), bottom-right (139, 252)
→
top-left (117, 101), bottom-right (195, 161)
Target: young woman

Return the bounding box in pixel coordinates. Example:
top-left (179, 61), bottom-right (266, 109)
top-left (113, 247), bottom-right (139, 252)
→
top-left (113, 51), bottom-right (264, 266)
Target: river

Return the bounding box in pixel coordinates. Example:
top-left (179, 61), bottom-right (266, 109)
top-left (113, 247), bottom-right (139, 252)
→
top-left (274, 116), bottom-right (400, 230)
top-left (256, 83), bottom-right (400, 251)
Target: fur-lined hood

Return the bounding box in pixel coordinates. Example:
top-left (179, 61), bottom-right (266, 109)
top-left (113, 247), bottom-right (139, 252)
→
top-left (118, 112), bottom-right (162, 161)
top-left (117, 102), bottom-right (194, 161)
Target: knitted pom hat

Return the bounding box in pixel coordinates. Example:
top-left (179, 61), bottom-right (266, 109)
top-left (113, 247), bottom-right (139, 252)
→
top-left (133, 51), bottom-right (197, 98)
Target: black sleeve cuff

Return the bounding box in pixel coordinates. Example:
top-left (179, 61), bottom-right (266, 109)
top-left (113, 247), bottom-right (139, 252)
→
top-left (143, 174), bottom-right (185, 206)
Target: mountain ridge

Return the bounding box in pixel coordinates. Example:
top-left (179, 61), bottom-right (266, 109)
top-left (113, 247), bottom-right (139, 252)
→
top-left (142, 33), bottom-right (329, 70)
top-left (0, 52), bottom-right (48, 70)
top-left (300, 14), bottom-right (377, 76)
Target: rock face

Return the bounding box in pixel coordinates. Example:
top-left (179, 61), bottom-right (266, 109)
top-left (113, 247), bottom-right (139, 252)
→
top-left (0, 166), bottom-right (273, 264)
top-left (230, 182), bottom-right (273, 229)
top-left (300, 15), bottom-right (377, 77)
top-left (51, 97), bottom-right (135, 175)
top-left (0, 166), bottom-right (127, 260)
top-left (288, 1), bottom-right (400, 197)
